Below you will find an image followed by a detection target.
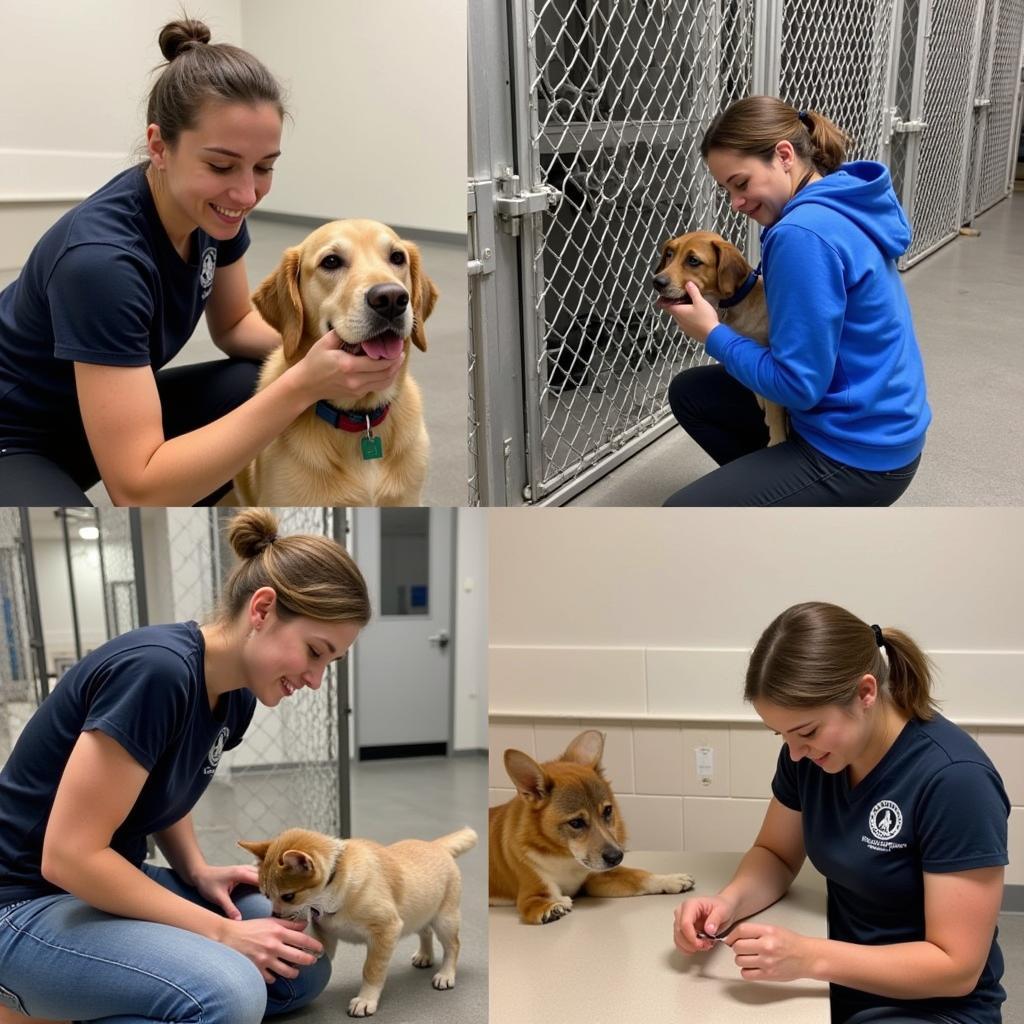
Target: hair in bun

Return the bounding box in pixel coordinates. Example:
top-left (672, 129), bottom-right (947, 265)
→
top-left (215, 509), bottom-right (370, 627)
top-left (227, 507), bottom-right (279, 560)
top-left (157, 18), bottom-right (211, 61)
top-left (145, 15), bottom-right (285, 152)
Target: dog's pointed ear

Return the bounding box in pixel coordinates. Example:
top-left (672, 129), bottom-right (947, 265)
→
top-left (711, 239), bottom-right (751, 299)
top-left (238, 839), bottom-right (271, 862)
top-left (561, 729), bottom-right (605, 769)
top-left (505, 748), bottom-right (550, 804)
top-left (406, 241), bottom-right (437, 353)
top-left (252, 246), bottom-right (305, 360)
top-left (281, 849), bottom-right (316, 874)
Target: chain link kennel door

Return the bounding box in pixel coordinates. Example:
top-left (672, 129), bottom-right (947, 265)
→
top-left (509, 0), bottom-right (755, 503)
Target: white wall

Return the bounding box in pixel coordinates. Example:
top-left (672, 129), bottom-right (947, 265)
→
top-left (0, 0), bottom-right (242, 266)
top-left (0, 0), bottom-right (464, 268)
top-left (32, 536), bottom-right (107, 671)
top-left (240, 0), bottom-right (466, 233)
top-left (487, 508), bottom-right (1024, 883)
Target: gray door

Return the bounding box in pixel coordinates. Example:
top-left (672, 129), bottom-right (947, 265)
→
top-left (352, 508), bottom-right (454, 758)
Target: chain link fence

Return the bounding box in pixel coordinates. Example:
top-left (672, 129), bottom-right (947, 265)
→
top-left (0, 510), bottom-right (38, 766)
top-left (899, 0), bottom-right (979, 266)
top-left (777, 0), bottom-right (895, 162)
top-left (975, 0), bottom-right (1024, 214)
top-left (468, 0), bottom-right (1024, 503)
top-left (165, 508), bottom-right (345, 864)
top-left (520, 0), bottom-right (754, 500)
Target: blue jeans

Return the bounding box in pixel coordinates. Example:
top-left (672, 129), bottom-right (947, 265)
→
top-left (0, 864), bottom-right (331, 1023)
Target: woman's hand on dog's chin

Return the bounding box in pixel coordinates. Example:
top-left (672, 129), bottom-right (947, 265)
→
top-left (665, 282), bottom-right (721, 343)
top-left (217, 916), bottom-right (324, 984)
top-left (291, 329), bottom-right (405, 404)
top-left (672, 893), bottom-right (736, 955)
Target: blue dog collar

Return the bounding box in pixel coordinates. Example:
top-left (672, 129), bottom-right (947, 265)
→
top-left (718, 264), bottom-right (762, 309)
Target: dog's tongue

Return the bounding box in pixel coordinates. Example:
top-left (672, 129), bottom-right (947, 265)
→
top-left (361, 332), bottom-right (404, 360)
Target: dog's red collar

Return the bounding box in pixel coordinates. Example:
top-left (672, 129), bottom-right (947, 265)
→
top-left (315, 400), bottom-right (390, 432)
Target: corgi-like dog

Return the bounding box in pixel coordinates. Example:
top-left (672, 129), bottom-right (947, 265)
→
top-left (239, 825), bottom-right (477, 1018)
top-left (489, 730), bottom-right (694, 924)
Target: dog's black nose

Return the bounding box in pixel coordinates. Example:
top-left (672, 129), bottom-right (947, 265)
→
top-left (602, 848), bottom-right (624, 868)
top-left (366, 283), bottom-right (409, 322)
top-left (652, 274), bottom-right (669, 292)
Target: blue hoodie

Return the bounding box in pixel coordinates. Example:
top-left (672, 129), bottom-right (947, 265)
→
top-left (704, 161), bottom-right (930, 471)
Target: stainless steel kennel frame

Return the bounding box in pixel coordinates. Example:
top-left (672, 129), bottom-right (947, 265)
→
top-left (468, 0), bottom-right (1024, 505)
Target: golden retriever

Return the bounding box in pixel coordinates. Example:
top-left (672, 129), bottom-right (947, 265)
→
top-left (234, 219), bottom-right (438, 505)
top-left (653, 230), bottom-right (786, 446)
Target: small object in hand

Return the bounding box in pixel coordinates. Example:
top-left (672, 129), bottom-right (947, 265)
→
top-left (697, 931), bottom-right (725, 943)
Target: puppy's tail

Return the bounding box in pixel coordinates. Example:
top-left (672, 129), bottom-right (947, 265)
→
top-left (434, 826), bottom-right (478, 859)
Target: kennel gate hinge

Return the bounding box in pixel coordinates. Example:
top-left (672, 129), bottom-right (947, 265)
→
top-left (468, 180), bottom-right (496, 277)
top-left (494, 170), bottom-right (562, 236)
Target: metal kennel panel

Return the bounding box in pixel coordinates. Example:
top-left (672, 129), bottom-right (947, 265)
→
top-left (963, 0), bottom-right (997, 225)
top-left (896, 0), bottom-right (981, 268)
top-left (772, 0), bottom-right (898, 161)
top-left (0, 509), bottom-right (46, 766)
top-left (973, 0), bottom-right (1024, 214)
top-left (468, 0), bottom-right (530, 506)
top-left (510, 0), bottom-right (755, 503)
top-left (169, 509), bottom-right (347, 864)
top-left (96, 509), bottom-right (145, 637)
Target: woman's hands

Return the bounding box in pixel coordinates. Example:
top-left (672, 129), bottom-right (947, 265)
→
top-left (723, 922), bottom-right (819, 982)
top-left (675, 897), bottom-right (819, 984)
top-left (192, 862), bottom-right (260, 921)
top-left (662, 281), bottom-right (721, 344)
top-left (218, 916), bottom-right (324, 984)
top-left (673, 893), bottom-right (737, 953)
top-left (291, 329), bottom-right (405, 405)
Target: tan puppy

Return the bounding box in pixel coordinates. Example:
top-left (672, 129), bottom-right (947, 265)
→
top-left (240, 826), bottom-right (477, 1018)
top-left (234, 219), bottom-right (439, 505)
top-left (653, 230), bottom-right (787, 445)
top-left (489, 730), bottom-right (694, 924)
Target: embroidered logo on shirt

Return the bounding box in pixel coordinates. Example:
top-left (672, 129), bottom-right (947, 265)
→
top-left (200, 247), bottom-right (217, 299)
top-left (205, 726), bottom-right (230, 775)
top-left (868, 799), bottom-right (903, 841)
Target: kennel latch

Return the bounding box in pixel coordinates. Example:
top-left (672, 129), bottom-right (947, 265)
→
top-left (883, 108), bottom-right (929, 144)
top-left (494, 171), bottom-right (562, 235)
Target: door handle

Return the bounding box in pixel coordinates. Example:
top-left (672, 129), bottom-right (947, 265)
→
top-left (428, 630), bottom-right (450, 649)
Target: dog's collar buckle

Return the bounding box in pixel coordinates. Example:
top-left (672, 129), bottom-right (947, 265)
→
top-left (718, 264), bottom-right (762, 309)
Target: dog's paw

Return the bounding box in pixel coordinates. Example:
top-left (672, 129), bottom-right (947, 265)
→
top-left (348, 997), bottom-right (378, 1017)
top-left (432, 970), bottom-right (455, 990)
top-left (651, 872), bottom-right (695, 894)
top-left (412, 951), bottom-right (433, 969)
top-left (539, 897), bottom-right (573, 924)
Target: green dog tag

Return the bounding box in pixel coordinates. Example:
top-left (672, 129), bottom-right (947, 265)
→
top-left (361, 434), bottom-right (383, 460)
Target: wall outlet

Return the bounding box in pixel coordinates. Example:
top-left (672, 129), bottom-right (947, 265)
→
top-left (695, 745), bottom-right (714, 786)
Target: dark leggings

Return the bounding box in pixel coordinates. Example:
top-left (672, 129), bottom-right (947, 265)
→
top-left (0, 358), bottom-right (260, 505)
top-left (841, 1009), bottom-right (967, 1023)
top-left (663, 364), bottom-right (920, 507)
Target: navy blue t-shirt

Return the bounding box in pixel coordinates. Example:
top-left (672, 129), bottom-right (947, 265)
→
top-left (773, 713), bottom-right (1009, 1023)
top-left (0, 165), bottom-right (249, 452)
top-left (0, 621), bottom-right (256, 906)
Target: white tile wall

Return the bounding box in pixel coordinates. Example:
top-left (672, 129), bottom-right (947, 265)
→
top-left (489, 717), bottom-right (1024, 886)
top-left (684, 797), bottom-right (771, 852)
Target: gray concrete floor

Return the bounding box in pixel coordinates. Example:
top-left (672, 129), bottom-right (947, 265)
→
top-left (568, 193), bottom-right (1024, 507)
top-left (188, 754), bottom-right (487, 1024)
